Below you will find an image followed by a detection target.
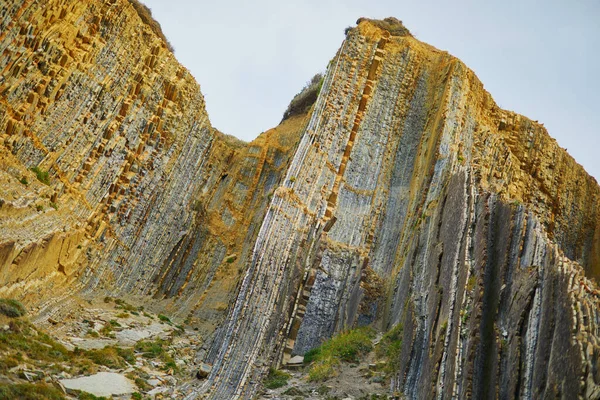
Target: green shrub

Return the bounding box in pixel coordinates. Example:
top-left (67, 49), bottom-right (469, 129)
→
top-left (85, 347), bottom-right (127, 369)
top-left (0, 356), bottom-right (19, 372)
top-left (0, 383), bottom-right (65, 400)
top-left (0, 299), bottom-right (26, 318)
top-left (133, 377), bottom-right (152, 391)
top-left (19, 177), bottom-right (28, 185)
top-left (116, 347), bottom-right (135, 364)
top-left (114, 299), bottom-right (138, 312)
top-left (281, 73), bottom-right (324, 122)
top-left (76, 390), bottom-right (108, 400)
top-left (306, 327), bottom-right (374, 381)
top-left (134, 338), bottom-right (177, 372)
top-left (158, 314), bottom-right (171, 323)
top-left (263, 367), bottom-right (290, 389)
top-left (0, 320), bottom-right (70, 364)
top-left (86, 329), bottom-right (99, 338)
top-left (135, 338), bottom-right (166, 359)
top-left (30, 167), bottom-right (50, 185)
top-left (303, 346), bottom-right (321, 364)
top-left (308, 362), bottom-right (335, 382)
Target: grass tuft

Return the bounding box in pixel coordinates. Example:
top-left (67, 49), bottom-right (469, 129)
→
top-left (306, 327), bottom-right (374, 381)
top-left (0, 299), bottom-right (26, 318)
top-left (281, 73), bottom-right (323, 122)
top-left (375, 323), bottom-right (403, 374)
top-left (263, 367), bottom-right (290, 389)
top-left (0, 383), bottom-right (65, 400)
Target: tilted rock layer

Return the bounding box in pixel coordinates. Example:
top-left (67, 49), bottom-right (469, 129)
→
top-left (0, 0), bottom-right (304, 336)
top-left (0, 3), bottom-right (599, 400)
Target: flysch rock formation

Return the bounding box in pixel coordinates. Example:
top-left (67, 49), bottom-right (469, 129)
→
top-left (0, 2), bottom-right (599, 399)
top-left (0, 0), bottom-right (304, 340)
top-left (193, 19), bottom-right (600, 399)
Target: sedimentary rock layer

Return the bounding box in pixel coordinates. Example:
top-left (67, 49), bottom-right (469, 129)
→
top-left (0, 0), bottom-right (304, 336)
top-left (1, 2), bottom-right (599, 399)
top-left (195, 21), bottom-right (600, 399)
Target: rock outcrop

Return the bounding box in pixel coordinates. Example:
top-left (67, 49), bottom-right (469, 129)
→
top-left (0, 0), bottom-right (304, 338)
top-left (0, 2), bottom-right (599, 400)
top-left (194, 20), bottom-right (600, 399)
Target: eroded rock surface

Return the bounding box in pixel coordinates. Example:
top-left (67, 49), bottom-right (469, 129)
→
top-left (194, 21), bottom-right (600, 400)
top-left (0, 2), bottom-right (599, 400)
top-left (0, 0), bottom-right (304, 340)
top-left (60, 372), bottom-right (136, 397)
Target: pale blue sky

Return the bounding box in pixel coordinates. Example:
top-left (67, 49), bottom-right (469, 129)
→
top-left (143, 0), bottom-right (599, 180)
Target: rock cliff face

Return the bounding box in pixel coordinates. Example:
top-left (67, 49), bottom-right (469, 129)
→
top-left (0, 0), bottom-right (304, 337)
top-left (195, 19), bottom-right (600, 399)
top-left (0, 3), bottom-right (599, 400)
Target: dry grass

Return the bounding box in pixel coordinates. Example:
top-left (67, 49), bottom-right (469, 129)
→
top-left (356, 17), bottom-right (412, 37)
top-left (127, 0), bottom-right (174, 52)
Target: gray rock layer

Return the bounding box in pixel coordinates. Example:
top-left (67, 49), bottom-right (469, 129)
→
top-left (196, 22), bottom-right (600, 400)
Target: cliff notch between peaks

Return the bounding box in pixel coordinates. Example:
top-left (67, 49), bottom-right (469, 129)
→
top-left (0, 2), bottom-right (599, 399)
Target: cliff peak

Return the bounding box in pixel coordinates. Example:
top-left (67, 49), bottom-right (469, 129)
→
top-left (356, 16), bottom-right (412, 37)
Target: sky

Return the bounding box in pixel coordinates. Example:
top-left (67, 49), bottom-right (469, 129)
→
top-left (143, 0), bottom-right (599, 180)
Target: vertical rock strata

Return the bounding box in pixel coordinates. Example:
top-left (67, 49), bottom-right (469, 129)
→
top-left (1, 3), bottom-right (599, 399)
top-left (0, 0), bottom-right (304, 334)
top-left (198, 21), bottom-right (600, 399)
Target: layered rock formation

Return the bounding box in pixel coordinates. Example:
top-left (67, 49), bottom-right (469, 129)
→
top-left (195, 19), bottom-right (600, 399)
top-left (0, 0), bottom-right (304, 337)
top-left (0, 2), bottom-right (599, 399)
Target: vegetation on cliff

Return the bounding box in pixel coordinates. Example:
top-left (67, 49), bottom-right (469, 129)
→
top-left (304, 327), bottom-right (374, 381)
top-left (127, 0), bottom-right (174, 52)
top-left (281, 73), bottom-right (324, 122)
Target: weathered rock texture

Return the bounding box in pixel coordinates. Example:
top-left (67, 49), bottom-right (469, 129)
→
top-left (195, 21), bottom-right (600, 399)
top-left (0, 0), bottom-right (304, 337)
top-left (1, 3), bottom-right (599, 400)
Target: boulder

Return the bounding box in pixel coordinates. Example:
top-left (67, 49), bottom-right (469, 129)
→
top-left (59, 372), bottom-right (136, 397)
top-left (196, 363), bottom-right (212, 379)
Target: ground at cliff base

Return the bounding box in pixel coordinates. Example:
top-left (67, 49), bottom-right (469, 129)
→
top-left (0, 297), bottom-right (201, 399)
top-left (258, 331), bottom-right (399, 400)
top-left (258, 357), bottom-right (393, 400)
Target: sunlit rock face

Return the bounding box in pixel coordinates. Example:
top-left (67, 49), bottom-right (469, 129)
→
top-left (0, 0), bottom-right (303, 334)
top-left (1, 2), bottom-right (599, 399)
top-left (197, 21), bottom-right (600, 400)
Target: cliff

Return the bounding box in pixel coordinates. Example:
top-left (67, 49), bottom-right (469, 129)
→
top-left (0, 3), bottom-right (599, 400)
top-left (194, 19), bottom-right (600, 399)
top-left (0, 0), bottom-right (305, 340)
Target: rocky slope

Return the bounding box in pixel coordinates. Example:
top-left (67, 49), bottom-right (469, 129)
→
top-left (0, 2), bottom-right (599, 400)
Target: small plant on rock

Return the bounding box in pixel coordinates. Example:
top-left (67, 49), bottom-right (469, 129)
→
top-left (306, 327), bottom-right (374, 381)
top-left (263, 367), bottom-right (290, 389)
top-left (0, 299), bottom-right (26, 318)
top-left (30, 166), bottom-right (50, 185)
